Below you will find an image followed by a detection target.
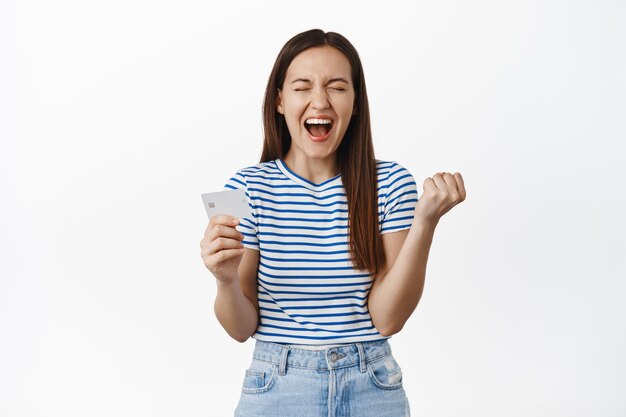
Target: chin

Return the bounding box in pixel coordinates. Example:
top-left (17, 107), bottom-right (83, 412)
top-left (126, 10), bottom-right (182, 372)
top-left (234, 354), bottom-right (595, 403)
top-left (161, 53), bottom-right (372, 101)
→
top-left (306, 144), bottom-right (340, 159)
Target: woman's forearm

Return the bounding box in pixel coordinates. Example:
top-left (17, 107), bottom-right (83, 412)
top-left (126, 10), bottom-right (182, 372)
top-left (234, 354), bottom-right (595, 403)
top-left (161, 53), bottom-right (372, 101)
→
top-left (214, 276), bottom-right (259, 343)
top-left (369, 218), bottom-right (437, 336)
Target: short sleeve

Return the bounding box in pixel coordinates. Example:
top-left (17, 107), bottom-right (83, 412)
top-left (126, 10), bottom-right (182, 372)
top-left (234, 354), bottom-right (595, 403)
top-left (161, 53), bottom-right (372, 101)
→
top-left (224, 170), bottom-right (259, 250)
top-left (380, 162), bottom-right (419, 234)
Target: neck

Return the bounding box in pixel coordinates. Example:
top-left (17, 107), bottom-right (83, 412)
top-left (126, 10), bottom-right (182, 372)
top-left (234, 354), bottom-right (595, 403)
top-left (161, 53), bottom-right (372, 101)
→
top-left (282, 153), bottom-right (339, 184)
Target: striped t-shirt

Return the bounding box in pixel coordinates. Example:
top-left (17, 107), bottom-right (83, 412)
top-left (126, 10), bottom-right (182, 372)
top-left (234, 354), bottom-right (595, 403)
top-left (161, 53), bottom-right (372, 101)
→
top-left (223, 158), bottom-right (419, 345)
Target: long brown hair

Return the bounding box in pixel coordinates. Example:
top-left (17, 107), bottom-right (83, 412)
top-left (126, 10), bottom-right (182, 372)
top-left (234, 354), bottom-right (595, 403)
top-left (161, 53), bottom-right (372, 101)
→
top-left (260, 29), bottom-right (384, 276)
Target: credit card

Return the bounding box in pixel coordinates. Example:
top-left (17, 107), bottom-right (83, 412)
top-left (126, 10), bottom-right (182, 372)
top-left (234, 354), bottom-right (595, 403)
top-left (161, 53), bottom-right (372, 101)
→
top-left (200, 188), bottom-right (252, 220)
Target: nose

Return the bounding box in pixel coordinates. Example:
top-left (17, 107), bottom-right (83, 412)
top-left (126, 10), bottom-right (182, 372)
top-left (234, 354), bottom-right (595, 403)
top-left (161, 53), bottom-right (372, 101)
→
top-left (310, 87), bottom-right (330, 110)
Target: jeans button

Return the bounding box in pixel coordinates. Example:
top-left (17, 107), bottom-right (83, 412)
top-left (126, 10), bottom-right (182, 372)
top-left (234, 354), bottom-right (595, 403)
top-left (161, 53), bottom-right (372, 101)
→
top-left (330, 352), bottom-right (338, 362)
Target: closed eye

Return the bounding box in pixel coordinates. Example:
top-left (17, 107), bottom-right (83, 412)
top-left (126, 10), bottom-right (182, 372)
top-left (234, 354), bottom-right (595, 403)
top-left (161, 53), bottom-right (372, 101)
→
top-left (293, 87), bottom-right (347, 92)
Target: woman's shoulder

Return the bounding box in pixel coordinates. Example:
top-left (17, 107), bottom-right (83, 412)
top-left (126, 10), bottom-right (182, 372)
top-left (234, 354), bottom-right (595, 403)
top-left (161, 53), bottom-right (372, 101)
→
top-left (228, 161), bottom-right (278, 177)
top-left (224, 159), bottom-right (280, 189)
top-left (375, 159), bottom-right (415, 179)
top-left (234, 159), bottom-right (279, 176)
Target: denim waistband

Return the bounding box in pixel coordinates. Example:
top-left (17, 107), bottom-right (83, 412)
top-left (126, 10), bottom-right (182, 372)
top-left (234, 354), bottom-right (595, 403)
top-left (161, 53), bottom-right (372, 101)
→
top-left (251, 338), bottom-right (394, 375)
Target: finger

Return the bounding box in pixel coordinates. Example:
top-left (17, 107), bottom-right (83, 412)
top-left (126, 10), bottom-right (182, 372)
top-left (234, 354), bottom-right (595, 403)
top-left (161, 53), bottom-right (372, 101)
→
top-left (213, 248), bottom-right (245, 263)
top-left (453, 172), bottom-right (466, 201)
top-left (206, 223), bottom-right (245, 242)
top-left (203, 248), bottom-right (244, 271)
top-left (205, 215), bottom-right (241, 238)
top-left (440, 172), bottom-right (462, 202)
top-left (441, 172), bottom-right (456, 190)
top-left (207, 236), bottom-right (245, 255)
top-left (431, 173), bottom-right (447, 190)
top-left (422, 177), bottom-right (436, 194)
top-left (209, 214), bottom-right (240, 228)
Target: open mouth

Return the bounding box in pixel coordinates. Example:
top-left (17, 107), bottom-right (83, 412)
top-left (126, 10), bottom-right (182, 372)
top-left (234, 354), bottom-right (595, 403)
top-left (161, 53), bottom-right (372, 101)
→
top-left (304, 118), bottom-right (333, 138)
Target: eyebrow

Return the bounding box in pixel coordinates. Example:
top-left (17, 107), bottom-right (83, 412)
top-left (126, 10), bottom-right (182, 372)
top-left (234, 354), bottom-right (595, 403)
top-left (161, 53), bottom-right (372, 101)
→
top-left (290, 77), bottom-right (350, 85)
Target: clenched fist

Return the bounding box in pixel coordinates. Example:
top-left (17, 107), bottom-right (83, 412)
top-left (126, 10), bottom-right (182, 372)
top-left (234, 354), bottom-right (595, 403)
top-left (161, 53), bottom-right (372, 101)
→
top-left (414, 172), bottom-right (466, 225)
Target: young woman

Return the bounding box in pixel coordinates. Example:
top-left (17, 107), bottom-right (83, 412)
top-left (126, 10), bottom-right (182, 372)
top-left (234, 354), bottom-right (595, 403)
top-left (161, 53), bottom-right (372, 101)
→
top-left (200, 29), bottom-right (466, 417)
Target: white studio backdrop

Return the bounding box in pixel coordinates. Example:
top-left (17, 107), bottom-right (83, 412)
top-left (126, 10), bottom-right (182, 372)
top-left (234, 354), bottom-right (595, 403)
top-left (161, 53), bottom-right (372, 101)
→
top-left (1, 0), bottom-right (625, 416)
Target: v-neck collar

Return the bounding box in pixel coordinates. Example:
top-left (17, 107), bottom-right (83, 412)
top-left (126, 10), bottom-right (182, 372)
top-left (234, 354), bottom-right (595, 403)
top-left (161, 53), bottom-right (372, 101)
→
top-left (274, 158), bottom-right (342, 191)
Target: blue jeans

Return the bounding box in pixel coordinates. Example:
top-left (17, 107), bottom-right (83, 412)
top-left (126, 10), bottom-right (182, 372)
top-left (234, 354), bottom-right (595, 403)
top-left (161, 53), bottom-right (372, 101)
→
top-left (234, 339), bottom-right (411, 417)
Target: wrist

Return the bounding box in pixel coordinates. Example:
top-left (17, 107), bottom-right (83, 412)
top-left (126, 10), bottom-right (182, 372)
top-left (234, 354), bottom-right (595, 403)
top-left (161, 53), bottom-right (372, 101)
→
top-left (413, 213), bottom-right (439, 231)
top-left (216, 274), bottom-right (240, 291)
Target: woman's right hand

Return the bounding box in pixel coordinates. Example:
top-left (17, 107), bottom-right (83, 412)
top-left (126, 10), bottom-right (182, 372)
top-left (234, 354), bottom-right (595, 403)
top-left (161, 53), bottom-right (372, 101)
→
top-left (200, 215), bottom-right (245, 283)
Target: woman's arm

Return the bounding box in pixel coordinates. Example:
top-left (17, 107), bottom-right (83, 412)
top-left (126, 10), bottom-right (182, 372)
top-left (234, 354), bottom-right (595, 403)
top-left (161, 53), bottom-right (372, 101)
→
top-left (368, 171), bottom-right (466, 336)
top-left (214, 248), bottom-right (260, 342)
top-left (367, 219), bottom-right (436, 336)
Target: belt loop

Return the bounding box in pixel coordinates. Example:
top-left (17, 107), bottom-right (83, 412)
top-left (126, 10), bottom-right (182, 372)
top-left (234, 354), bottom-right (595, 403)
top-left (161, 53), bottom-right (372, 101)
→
top-left (356, 342), bottom-right (367, 373)
top-left (278, 345), bottom-right (290, 376)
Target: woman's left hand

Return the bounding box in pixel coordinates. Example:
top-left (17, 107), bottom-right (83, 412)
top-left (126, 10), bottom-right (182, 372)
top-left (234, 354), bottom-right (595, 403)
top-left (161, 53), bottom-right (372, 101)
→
top-left (413, 172), bottom-right (466, 226)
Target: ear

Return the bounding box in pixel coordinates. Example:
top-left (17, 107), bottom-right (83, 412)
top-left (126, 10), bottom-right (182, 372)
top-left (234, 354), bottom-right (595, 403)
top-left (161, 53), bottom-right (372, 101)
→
top-left (276, 89), bottom-right (284, 114)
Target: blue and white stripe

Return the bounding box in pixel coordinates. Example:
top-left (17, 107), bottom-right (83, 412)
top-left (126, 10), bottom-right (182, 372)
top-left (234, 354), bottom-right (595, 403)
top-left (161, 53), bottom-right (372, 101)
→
top-left (223, 158), bottom-right (418, 345)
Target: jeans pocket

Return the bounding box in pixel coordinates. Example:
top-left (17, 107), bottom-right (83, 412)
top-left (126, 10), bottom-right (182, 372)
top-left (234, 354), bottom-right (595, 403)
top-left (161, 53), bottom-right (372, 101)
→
top-left (241, 359), bottom-right (277, 394)
top-left (367, 354), bottom-right (404, 390)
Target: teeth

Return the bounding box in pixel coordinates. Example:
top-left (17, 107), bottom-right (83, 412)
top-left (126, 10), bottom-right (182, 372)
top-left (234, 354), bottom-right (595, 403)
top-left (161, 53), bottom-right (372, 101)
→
top-left (305, 118), bottom-right (332, 125)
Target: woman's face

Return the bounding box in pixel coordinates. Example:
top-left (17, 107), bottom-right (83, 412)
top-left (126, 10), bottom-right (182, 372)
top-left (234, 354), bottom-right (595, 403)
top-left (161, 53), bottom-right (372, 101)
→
top-left (277, 45), bottom-right (356, 163)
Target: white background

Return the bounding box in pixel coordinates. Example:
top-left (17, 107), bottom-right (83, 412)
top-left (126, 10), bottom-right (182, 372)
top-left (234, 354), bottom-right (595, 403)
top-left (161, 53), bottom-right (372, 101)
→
top-left (1, 0), bottom-right (625, 416)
